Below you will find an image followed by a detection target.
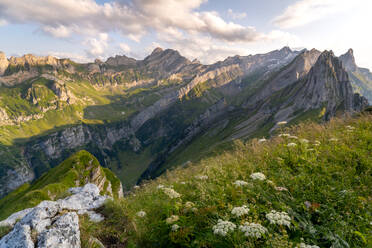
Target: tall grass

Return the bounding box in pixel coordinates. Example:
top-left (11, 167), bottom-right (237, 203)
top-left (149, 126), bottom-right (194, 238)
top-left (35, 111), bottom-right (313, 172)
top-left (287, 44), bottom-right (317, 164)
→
top-left (81, 114), bottom-right (372, 247)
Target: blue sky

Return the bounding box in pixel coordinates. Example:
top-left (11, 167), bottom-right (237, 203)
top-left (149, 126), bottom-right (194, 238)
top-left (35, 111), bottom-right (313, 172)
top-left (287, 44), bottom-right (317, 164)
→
top-left (0, 0), bottom-right (371, 69)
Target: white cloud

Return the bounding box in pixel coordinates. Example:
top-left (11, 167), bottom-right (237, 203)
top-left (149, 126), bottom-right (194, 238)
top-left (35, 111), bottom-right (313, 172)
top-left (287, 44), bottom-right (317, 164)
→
top-left (0, 0), bottom-right (305, 65)
top-left (119, 43), bottom-right (131, 54)
top-left (47, 51), bottom-right (91, 63)
top-left (84, 33), bottom-right (109, 58)
top-left (42, 25), bottom-right (72, 38)
top-left (273, 0), bottom-right (354, 29)
top-left (0, 0), bottom-right (264, 43)
top-left (227, 9), bottom-right (247, 20)
top-left (0, 19), bottom-right (7, 26)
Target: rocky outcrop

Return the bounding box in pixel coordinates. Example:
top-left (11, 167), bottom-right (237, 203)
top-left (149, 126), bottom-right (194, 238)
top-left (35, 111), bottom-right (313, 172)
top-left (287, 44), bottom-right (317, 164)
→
top-left (0, 184), bottom-right (108, 248)
top-left (0, 52), bottom-right (9, 76)
top-left (105, 55), bottom-right (137, 67)
top-left (339, 49), bottom-right (372, 103)
top-left (0, 165), bottom-right (35, 199)
top-left (339, 48), bottom-right (357, 72)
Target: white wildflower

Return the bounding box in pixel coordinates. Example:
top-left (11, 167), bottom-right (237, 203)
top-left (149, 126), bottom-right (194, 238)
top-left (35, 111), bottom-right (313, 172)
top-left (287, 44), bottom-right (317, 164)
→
top-left (346, 125), bottom-right (355, 130)
top-left (297, 243), bottom-right (320, 248)
top-left (133, 185), bottom-right (140, 189)
top-left (166, 215), bottom-right (179, 224)
top-left (231, 205), bottom-right (250, 217)
top-left (329, 138), bottom-right (338, 142)
top-left (300, 139), bottom-right (309, 144)
top-left (157, 184), bottom-right (165, 189)
top-left (307, 148), bottom-right (315, 152)
top-left (239, 223), bottom-right (268, 238)
top-left (314, 140), bottom-right (321, 146)
top-left (171, 224), bottom-right (180, 231)
top-left (258, 138), bottom-right (267, 143)
top-left (180, 182), bottom-right (186, 185)
top-left (195, 175), bottom-right (209, 180)
top-left (277, 121), bottom-right (287, 125)
top-left (289, 135), bottom-right (298, 139)
top-left (287, 142), bottom-right (297, 147)
top-left (279, 133), bottom-right (290, 137)
top-left (136, 211), bottom-right (146, 218)
top-left (185, 201), bottom-right (195, 209)
top-left (233, 180), bottom-right (249, 187)
top-left (162, 187), bottom-right (181, 199)
top-left (275, 186), bottom-right (288, 192)
top-left (212, 219), bottom-right (236, 236)
top-left (250, 172), bottom-right (266, 181)
top-left (266, 210), bottom-right (291, 227)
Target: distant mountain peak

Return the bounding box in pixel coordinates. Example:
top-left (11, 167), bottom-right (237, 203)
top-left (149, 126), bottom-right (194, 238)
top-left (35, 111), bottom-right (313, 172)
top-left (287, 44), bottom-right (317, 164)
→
top-left (339, 48), bottom-right (357, 72)
top-left (280, 46), bottom-right (292, 53)
top-left (151, 47), bottom-right (164, 55)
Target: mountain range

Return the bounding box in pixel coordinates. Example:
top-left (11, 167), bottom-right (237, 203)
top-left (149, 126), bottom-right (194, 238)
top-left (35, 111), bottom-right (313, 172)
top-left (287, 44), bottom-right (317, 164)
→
top-left (0, 46), bottom-right (369, 198)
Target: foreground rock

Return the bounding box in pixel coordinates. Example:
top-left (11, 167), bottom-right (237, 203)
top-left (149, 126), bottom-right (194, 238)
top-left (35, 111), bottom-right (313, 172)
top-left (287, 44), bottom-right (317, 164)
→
top-left (0, 184), bottom-right (108, 248)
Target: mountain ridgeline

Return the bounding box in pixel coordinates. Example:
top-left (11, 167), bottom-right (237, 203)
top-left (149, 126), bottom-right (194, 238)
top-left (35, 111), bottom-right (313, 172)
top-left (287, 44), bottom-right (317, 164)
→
top-left (0, 47), bottom-right (369, 197)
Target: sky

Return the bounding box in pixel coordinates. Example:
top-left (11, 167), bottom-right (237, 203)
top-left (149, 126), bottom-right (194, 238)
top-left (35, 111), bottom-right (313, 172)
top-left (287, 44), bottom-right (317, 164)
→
top-left (0, 0), bottom-right (371, 69)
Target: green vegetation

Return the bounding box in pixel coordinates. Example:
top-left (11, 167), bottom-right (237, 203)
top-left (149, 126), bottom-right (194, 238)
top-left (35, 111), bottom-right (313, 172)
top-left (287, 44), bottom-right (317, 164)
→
top-left (79, 114), bottom-right (371, 247)
top-left (0, 226), bottom-right (12, 239)
top-left (0, 150), bottom-right (121, 220)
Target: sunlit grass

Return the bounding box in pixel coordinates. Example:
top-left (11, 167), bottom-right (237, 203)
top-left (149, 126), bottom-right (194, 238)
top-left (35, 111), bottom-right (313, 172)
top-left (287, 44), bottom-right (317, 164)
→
top-left (81, 114), bottom-right (372, 247)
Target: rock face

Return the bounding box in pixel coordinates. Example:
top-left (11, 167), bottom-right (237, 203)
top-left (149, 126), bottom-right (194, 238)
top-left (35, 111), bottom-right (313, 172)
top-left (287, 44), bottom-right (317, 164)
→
top-left (0, 184), bottom-right (107, 248)
top-left (339, 48), bottom-right (357, 72)
top-left (37, 212), bottom-right (80, 248)
top-left (339, 48), bottom-right (372, 103)
top-left (0, 52), bottom-right (9, 76)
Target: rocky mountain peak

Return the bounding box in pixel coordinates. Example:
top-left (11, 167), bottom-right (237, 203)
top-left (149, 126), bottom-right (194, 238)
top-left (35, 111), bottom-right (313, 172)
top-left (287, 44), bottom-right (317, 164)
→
top-left (151, 47), bottom-right (164, 55)
top-left (142, 48), bottom-right (191, 77)
top-left (8, 54), bottom-right (60, 67)
top-left (339, 48), bottom-right (357, 72)
top-left (295, 50), bottom-right (367, 119)
top-left (105, 54), bottom-right (137, 67)
top-left (0, 51), bottom-right (9, 76)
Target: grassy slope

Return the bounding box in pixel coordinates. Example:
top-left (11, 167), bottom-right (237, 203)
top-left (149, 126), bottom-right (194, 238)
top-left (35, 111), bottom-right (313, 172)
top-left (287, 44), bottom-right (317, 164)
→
top-left (0, 150), bottom-right (121, 220)
top-left (80, 114), bottom-right (372, 248)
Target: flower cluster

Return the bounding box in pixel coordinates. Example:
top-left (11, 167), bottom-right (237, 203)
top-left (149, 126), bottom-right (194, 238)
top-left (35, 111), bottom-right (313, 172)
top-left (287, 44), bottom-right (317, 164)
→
top-left (287, 142), bottom-right (297, 147)
top-left (166, 215), bottom-right (179, 224)
top-left (231, 205), bottom-right (249, 217)
top-left (314, 140), bottom-right (321, 146)
top-left (212, 219), bottom-right (236, 236)
top-left (275, 186), bottom-right (288, 192)
top-left (346, 125), bottom-right (355, 131)
top-left (185, 201), bottom-right (195, 208)
top-left (250, 172), bottom-right (266, 181)
top-left (162, 187), bottom-right (181, 199)
top-left (300, 138), bottom-right (309, 144)
top-left (289, 135), bottom-right (298, 139)
top-left (239, 223), bottom-right (268, 238)
top-left (297, 243), bottom-right (320, 248)
top-left (266, 210), bottom-right (291, 227)
top-left (329, 138), bottom-right (338, 142)
top-left (157, 184), bottom-right (165, 189)
top-left (136, 211), bottom-right (146, 218)
top-left (195, 175), bottom-right (209, 180)
top-left (233, 180), bottom-right (249, 186)
top-left (171, 224), bottom-right (180, 231)
top-left (279, 133), bottom-right (290, 137)
top-left (258, 138), bottom-right (267, 143)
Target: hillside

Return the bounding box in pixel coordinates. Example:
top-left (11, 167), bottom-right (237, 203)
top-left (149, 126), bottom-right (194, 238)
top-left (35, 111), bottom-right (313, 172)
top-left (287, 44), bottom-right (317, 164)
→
top-left (0, 150), bottom-right (122, 221)
top-left (0, 47), bottom-right (369, 199)
top-left (75, 113), bottom-right (371, 247)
